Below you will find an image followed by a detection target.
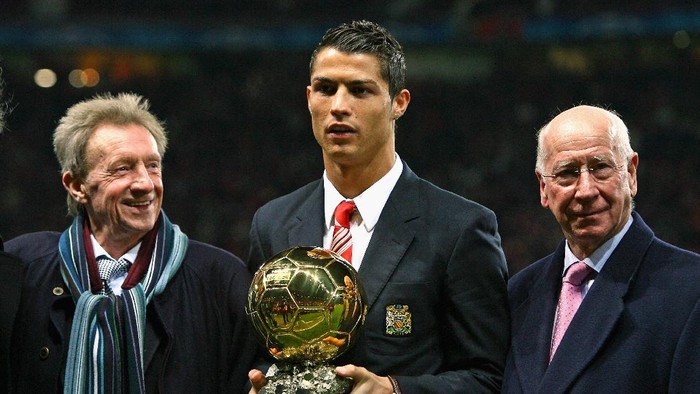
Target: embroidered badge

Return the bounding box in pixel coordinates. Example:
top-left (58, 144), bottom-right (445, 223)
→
top-left (385, 304), bottom-right (412, 336)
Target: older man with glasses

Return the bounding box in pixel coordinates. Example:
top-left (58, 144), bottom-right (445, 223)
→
top-left (503, 104), bottom-right (700, 393)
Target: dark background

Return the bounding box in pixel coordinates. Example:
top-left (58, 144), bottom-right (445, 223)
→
top-left (1, 1), bottom-right (698, 274)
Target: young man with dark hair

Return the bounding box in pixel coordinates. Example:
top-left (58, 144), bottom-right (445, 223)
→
top-left (248, 20), bottom-right (510, 393)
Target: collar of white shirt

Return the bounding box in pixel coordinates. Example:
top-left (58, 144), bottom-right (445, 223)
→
top-left (323, 153), bottom-right (404, 232)
top-left (91, 234), bottom-right (141, 295)
top-left (91, 234), bottom-right (140, 263)
top-left (564, 215), bottom-right (634, 276)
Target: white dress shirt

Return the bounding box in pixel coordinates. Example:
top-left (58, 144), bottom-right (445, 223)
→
top-left (322, 154), bottom-right (404, 269)
top-left (563, 215), bottom-right (634, 297)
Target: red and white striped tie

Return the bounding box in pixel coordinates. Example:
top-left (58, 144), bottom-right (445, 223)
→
top-left (331, 200), bottom-right (356, 263)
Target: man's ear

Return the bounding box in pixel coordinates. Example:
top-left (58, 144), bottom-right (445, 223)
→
top-left (536, 170), bottom-right (549, 209)
top-left (627, 152), bottom-right (639, 198)
top-left (392, 88), bottom-right (411, 119)
top-left (62, 171), bottom-right (88, 205)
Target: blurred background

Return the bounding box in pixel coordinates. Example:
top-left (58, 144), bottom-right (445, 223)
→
top-left (1, 1), bottom-right (698, 274)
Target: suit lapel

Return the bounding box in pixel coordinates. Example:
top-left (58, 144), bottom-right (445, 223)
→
top-left (288, 165), bottom-right (421, 312)
top-left (357, 164), bottom-right (418, 312)
top-left (541, 273), bottom-right (625, 392)
top-left (540, 212), bottom-right (654, 392)
top-left (288, 181), bottom-right (326, 248)
top-left (510, 246), bottom-right (564, 392)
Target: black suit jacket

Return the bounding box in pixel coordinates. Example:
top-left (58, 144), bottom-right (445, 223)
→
top-left (248, 162), bottom-right (510, 393)
top-left (0, 246), bottom-right (24, 393)
top-left (504, 212), bottom-right (700, 393)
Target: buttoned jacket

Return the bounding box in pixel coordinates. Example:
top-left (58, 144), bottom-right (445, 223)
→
top-left (0, 249), bottom-right (24, 392)
top-left (248, 162), bottom-right (510, 393)
top-left (5, 232), bottom-right (258, 393)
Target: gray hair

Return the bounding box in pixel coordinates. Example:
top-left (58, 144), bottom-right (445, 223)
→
top-left (536, 105), bottom-right (634, 174)
top-left (53, 92), bottom-right (168, 216)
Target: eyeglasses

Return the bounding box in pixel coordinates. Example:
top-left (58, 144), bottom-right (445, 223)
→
top-left (541, 163), bottom-right (626, 187)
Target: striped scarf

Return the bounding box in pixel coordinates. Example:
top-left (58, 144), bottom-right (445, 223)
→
top-left (59, 211), bottom-right (188, 393)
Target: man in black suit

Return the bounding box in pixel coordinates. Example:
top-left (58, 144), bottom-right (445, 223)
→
top-left (503, 105), bottom-right (700, 392)
top-left (247, 20), bottom-right (509, 393)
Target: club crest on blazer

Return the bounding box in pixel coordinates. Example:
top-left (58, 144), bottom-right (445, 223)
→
top-left (385, 304), bottom-right (412, 336)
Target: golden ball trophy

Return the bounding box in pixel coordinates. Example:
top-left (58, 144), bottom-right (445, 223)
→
top-left (246, 246), bottom-right (366, 394)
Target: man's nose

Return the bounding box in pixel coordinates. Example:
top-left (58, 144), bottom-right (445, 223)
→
top-left (574, 170), bottom-right (599, 199)
top-left (330, 89), bottom-right (351, 116)
top-left (130, 165), bottom-right (155, 192)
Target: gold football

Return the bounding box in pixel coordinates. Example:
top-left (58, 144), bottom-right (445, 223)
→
top-left (246, 246), bottom-right (366, 363)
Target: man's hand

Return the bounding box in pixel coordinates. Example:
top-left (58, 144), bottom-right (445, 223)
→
top-left (247, 369), bottom-right (267, 394)
top-left (335, 364), bottom-right (394, 394)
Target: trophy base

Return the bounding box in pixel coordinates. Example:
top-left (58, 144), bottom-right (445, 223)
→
top-left (260, 361), bottom-right (352, 394)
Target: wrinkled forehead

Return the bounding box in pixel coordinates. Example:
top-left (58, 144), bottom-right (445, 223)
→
top-left (543, 108), bottom-right (615, 159)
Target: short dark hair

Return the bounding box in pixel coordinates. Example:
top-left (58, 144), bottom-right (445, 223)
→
top-left (309, 20), bottom-right (406, 98)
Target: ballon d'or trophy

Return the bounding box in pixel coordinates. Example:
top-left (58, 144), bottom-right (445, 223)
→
top-left (246, 246), bottom-right (367, 394)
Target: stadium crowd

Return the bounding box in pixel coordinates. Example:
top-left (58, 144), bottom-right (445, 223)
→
top-left (1, 3), bottom-right (698, 275)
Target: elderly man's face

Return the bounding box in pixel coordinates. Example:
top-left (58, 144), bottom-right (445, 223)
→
top-left (79, 123), bottom-right (163, 247)
top-left (537, 107), bottom-right (638, 258)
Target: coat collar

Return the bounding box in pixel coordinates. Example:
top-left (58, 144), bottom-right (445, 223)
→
top-left (287, 180), bottom-right (326, 248)
top-left (509, 243), bottom-right (563, 391)
top-left (511, 212), bottom-right (655, 393)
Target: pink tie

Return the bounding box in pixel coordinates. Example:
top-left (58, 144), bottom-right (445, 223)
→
top-left (331, 200), bottom-right (355, 263)
top-left (550, 261), bottom-right (592, 363)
